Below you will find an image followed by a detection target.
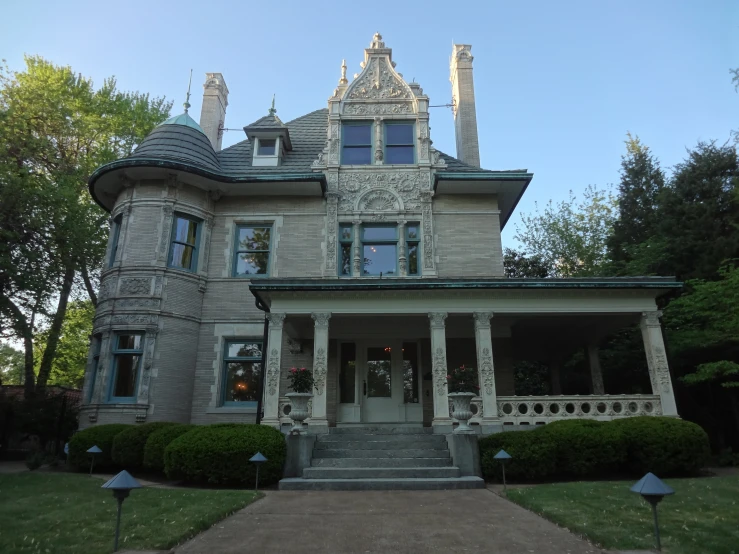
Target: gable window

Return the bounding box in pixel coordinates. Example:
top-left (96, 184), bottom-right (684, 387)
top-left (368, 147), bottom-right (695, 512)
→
top-left (257, 138), bottom-right (276, 156)
top-left (339, 224), bottom-right (353, 276)
top-left (362, 225), bottom-right (397, 276)
top-left (234, 225), bottom-right (272, 277)
top-left (222, 340), bottom-right (262, 406)
top-left (342, 123), bottom-right (372, 165)
top-left (87, 334), bottom-right (102, 402)
top-left (108, 333), bottom-right (143, 401)
top-left (385, 122), bottom-right (414, 164)
top-left (169, 213), bottom-right (200, 272)
top-left (109, 214), bottom-right (122, 267)
top-left (406, 224), bottom-right (420, 276)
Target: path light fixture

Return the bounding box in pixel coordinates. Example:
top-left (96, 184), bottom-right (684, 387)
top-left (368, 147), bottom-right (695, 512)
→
top-left (86, 445), bottom-right (102, 476)
top-left (493, 449), bottom-right (512, 491)
top-left (250, 452), bottom-right (268, 491)
top-left (630, 472), bottom-right (675, 551)
top-left (102, 470), bottom-right (143, 553)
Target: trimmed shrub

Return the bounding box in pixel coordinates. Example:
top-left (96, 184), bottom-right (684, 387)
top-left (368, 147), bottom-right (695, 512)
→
top-left (143, 424), bottom-right (195, 472)
top-left (111, 422), bottom-right (178, 471)
top-left (68, 424), bottom-right (131, 470)
top-left (611, 416), bottom-right (710, 476)
top-left (164, 423), bottom-right (286, 486)
top-left (480, 429), bottom-right (558, 481)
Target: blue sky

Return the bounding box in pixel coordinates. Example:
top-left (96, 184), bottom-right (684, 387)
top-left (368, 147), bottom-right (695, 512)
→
top-left (2, 0), bottom-right (737, 243)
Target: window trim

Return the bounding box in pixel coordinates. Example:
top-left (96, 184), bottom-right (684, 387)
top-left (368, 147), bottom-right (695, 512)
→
top-left (168, 212), bottom-right (201, 273)
top-left (361, 224), bottom-right (398, 277)
top-left (384, 121), bottom-right (415, 165)
top-left (338, 223), bottom-right (353, 276)
top-left (405, 222), bottom-right (421, 276)
top-left (107, 332), bottom-right (144, 403)
top-left (87, 334), bottom-right (102, 403)
top-left (254, 137), bottom-right (279, 157)
top-left (221, 339), bottom-right (263, 407)
top-left (232, 223), bottom-right (273, 278)
top-left (109, 214), bottom-right (123, 268)
top-left (341, 121), bottom-right (373, 165)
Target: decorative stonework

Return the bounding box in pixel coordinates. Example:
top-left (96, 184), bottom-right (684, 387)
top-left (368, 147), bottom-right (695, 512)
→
top-left (116, 298), bottom-right (160, 310)
top-left (98, 279), bottom-right (116, 301)
top-left (432, 347), bottom-right (447, 395)
top-left (473, 312), bottom-right (493, 329)
top-left (313, 347), bottom-right (327, 395)
top-left (325, 193), bottom-right (339, 272)
top-left (653, 346), bottom-right (672, 393)
top-left (311, 312), bottom-right (331, 328)
top-left (642, 310), bottom-right (663, 328)
top-left (158, 205), bottom-right (174, 261)
top-left (479, 347), bottom-right (495, 395)
top-left (359, 190), bottom-right (399, 211)
top-left (345, 57), bottom-right (412, 101)
top-left (421, 192), bottom-right (434, 269)
top-left (120, 277), bottom-right (151, 296)
top-left (154, 276), bottom-right (163, 296)
top-left (343, 103), bottom-right (413, 116)
top-left (266, 348), bottom-right (280, 396)
top-left (111, 314), bottom-right (157, 326)
top-left (338, 171), bottom-right (424, 212)
top-left (428, 312), bottom-right (447, 329)
top-left (267, 312), bottom-right (286, 327)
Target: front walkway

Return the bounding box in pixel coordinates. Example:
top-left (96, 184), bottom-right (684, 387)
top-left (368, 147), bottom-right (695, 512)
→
top-left (175, 488), bottom-right (606, 553)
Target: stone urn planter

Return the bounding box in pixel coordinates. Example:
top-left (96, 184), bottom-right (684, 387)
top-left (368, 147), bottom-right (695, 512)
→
top-left (449, 392), bottom-right (476, 434)
top-left (285, 392), bottom-right (312, 434)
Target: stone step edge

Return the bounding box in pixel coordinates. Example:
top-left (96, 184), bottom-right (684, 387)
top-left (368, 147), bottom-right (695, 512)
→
top-left (279, 476), bottom-right (485, 491)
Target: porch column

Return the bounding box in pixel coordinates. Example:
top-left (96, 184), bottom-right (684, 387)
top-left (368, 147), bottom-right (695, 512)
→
top-left (428, 312), bottom-right (453, 432)
top-left (262, 312), bottom-right (286, 427)
top-left (587, 344), bottom-right (605, 395)
top-left (473, 312), bottom-right (499, 430)
top-left (640, 311), bottom-right (678, 416)
top-left (309, 312), bottom-right (331, 431)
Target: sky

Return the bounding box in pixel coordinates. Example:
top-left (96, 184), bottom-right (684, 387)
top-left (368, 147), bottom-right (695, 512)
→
top-left (2, 0), bottom-right (737, 244)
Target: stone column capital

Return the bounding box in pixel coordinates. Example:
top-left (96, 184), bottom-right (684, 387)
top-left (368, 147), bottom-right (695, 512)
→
top-left (641, 310), bottom-right (663, 328)
top-left (311, 312), bottom-right (332, 328)
top-left (267, 312), bottom-right (286, 327)
top-left (472, 312), bottom-right (494, 329)
top-left (428, 312), bottom-right (448, 328)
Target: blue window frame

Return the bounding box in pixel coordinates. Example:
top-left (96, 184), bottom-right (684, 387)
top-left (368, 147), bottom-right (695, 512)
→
top-left (222, 340), bottom-right (263, 407)
top-left (109, 214), bottom-right (122, 267)
top-left (87, 334), bottom-right (102, 403)
top-left (339, 223), bottom-right (353, 276)
top-left (406, 223), bottom-right (421, 276)
top-left (233, 224), bottom-right (272, 277)
top-left (108, 333), bottom-right (143, 402)
top-left (385, 122), bottom-right (415, 164)
top-left (342, 122), bottom-right (372, 165)
top-left (169, 213), bottom-right (201, 272)
top-left (362, 225), bottom-right (397, 276)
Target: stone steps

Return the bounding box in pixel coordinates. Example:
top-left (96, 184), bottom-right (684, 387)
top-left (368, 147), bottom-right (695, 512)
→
top-left (302, 466), bottom-right (461, 479)
top-left (312, 448), bottom-right (448, 459)
top-left (279, 476), bottom-right (485, 491)
top-left (328, 426), bottom-right (433, 435)
top-left (314, 439), bottom-right (446, 450)
top-left (317, 433), bottom-right (447, 444)
top-left (311, 457), bottom-right (452, 468)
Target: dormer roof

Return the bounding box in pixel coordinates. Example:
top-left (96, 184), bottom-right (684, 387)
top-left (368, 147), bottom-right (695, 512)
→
top-left (243, 111), bottom-right (293, 150)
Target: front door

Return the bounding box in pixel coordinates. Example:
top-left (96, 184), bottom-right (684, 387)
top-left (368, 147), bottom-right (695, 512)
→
top-left (363, 342), bottom-right (400, 422)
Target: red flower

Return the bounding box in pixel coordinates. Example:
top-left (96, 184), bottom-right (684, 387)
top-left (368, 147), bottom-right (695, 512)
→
top-left (300, 367), bottom-right (307, 371)
top-left (290, 368), bottom-right (297, 373)
top-left (446, 375), bottom-right (451, 379)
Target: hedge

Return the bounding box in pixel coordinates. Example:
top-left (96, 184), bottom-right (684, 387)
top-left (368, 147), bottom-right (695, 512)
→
top-left (68, 424), bottom-right (131, 470)
top-left (111, 422), bottom-right (178, 471)
top-left (143, 424), bottom-right (195, 472)
top-left (480, 416), bottom-right (710, 482)
top-left (164, 423), bottom-right (286, 486)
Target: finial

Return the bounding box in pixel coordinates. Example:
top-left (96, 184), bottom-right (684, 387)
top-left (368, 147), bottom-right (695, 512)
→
top-left (370, 32), bottom-right (385, 49)
top-left (268, 94), bottom-right (276, 115)
top-left (183, 69), bottom-right (193, 113)
top-left (339, 59), bottom-right (348, 85)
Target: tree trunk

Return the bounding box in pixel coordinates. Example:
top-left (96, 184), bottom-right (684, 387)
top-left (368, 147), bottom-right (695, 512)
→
top-left (0, 298), bottom-right (37, 397)
top-left (36, 262), bottom-right (75, 391)
top-left (80, 262), bottom-right (97, 307)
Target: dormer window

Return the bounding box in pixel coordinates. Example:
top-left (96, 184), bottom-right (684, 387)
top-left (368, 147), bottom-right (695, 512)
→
top-left (257, 138), bottom-right (276, 156)
top-left (253, 137), bottom-right (280, 166)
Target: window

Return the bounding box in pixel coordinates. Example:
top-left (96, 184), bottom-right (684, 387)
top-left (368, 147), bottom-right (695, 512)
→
top-left (222, 340), bottom-right (262, 406)
top-left (339, 343), bottom-right (356, 403)
top-left (109, 214), bottom-right (122, 267)
top-left (342, 123), bottom-right (372, 165)
top-left (257, 138), bottom-right (276, 156)
top-left (339, 224), bottom-right (353, 276)
top-left (87, 334), bottom-right (102, 402)
top-left (234, 225), bottom-right (272, 277)
top-left (406, 224), bottom-right (420, 276)
top-left (362, 225), bottom-right (397, 276)
top-left (109, 333), bottom-right (143, 401)
top-left (385, 122), bottom-right (414, 164)
top-left (169, 214), bottom-right (200, 272)
top-left (402, 342), bottom-right (419, 403)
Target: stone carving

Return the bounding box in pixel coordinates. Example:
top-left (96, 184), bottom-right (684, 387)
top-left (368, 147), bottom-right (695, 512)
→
top-left (360, 191), bottom-right (398, 211)
top-left (473, 312), bottom-right (493, 328)
top-left (313, 347), bottom-right (327, 395)
top-left (154, 276), bottom-right (163, 296)
top-left (346, 57), bottom-right (412, 101)
top-left (432, 347), bottom-right (447, 396)
top-left (266, 348), bottom-right (280, 396)
top-left (430, 149), bottom-right (443, 165)
top-left (158, 205), bottom-right (174, 261)
top-left (642, 311), bottom-right (663, 328)
top-left (119, 277), bottom-right (151, 296)
top-left (342, 103), bottom-right (413, 116)
top-left (116, 298), bottom-right (160, 310)
top-left (428, 312), bottom-right (447, 328)
top-left (311, 312), bottom-right (331, 327)
top-left (325, 193), bottom-right (339, 272)
top-left (267, 312), bottom-right (286, 327)
top-left (111, 314), bottom-right (157, 325)
top-left (653, 346), bottom-right (672, 393)
top-left (421, 194), bottom-right (434, 269)
top-left (98, 279), bottom-right (116, 301)
top-left (352, 245), bottom-right (361, 275)
top-left (454, 45), bottom-right (474, 62)
top-left (338, 171), bottom-right (424, 212)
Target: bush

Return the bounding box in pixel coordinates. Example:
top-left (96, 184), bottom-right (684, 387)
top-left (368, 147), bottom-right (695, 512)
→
top-left (480, 429), bottom-right (558, 481)
top-left (111, 422), bottom-right (178, 471)
top-left (164, 424), bottom-right (286, 486)
top-left (143, 424), bottom-right (195, 472)
top-left (611, 416), bottom-right (710, 476)
top-left (68, 424), bottom-right (131, 470)
top-left (25, 450), bottom-right (45, 470)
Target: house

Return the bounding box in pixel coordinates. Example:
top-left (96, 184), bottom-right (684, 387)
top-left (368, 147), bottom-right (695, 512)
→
top-left (81, 34), bottom-right (679, 442)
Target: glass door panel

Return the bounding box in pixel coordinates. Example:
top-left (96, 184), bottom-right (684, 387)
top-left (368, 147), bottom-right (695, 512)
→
top-left (366, 347), bottom-right (392, 397)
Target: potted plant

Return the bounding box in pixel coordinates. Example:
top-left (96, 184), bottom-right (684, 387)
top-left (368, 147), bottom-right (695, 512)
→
top-left (285, 367), bottom-right (314, 434)
top-left (447, 365), bottom-right (479, 434)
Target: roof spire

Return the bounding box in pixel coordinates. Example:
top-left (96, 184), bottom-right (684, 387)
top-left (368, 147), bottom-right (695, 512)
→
top-left (183, 69), bottom-right (193, 113)
top-left (339, 59), bottom-right (348, 85)
top-left (370, 32), bottom-right (385, 49)
top-left (268, 94), bottom-right (276, 115)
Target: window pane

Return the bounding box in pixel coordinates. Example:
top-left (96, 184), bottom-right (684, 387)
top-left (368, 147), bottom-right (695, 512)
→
top-left (340, 343), bottom-right (356, 403)
top-left (339, 225), bottom-right (352, 241)
top-left (403, 342), bottom-right (419, 403)
top-left (114, 354), bottom-right (139, 397)
top-left (118, 334), bottom-right (143, 351)
top-left (174, 217), bottom-right (198, 245)
top-left (408, 244), bottom-right (419, 276)
top-left (363, 244), bottom-right (397, 275)
top-left (236, 252), bottom-right (269, 275)
top-left (363, 226), bottom-right (396, 240)
top-left (170, 243), bottom-right (195, 270)
top-left (342, 146), bottom-right (371, 165)
top-left (228, 342), bottom-right (262, 359)
top-left (344, 125), bottom-right (371, 146)
top-left (225, 362), bottom-right (260, 403)
top-left (341, 245), bottom-right (352, 276)
top-left (238, 227), bottom-right (271, 251)
top-left (257, 139), bottom-right (276, 156)
top-left (386, 145), bottom-right (414, 164)
top-left (406, 225), bottom-right (419, 240)
top-left (367, 347), bottom-right (392, 398)
top-left (386, 124), bottom-right (413, 145)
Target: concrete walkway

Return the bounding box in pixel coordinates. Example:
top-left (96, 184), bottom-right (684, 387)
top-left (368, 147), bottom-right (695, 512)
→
top-left (175, 488), bottom-right (606, 554)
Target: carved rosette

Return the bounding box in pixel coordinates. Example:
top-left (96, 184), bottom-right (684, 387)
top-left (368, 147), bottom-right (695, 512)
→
top-left (158, 205), bottom-right (174, 261)
top-left (432, 347), bottom-right (448, 396)
top-left (266, 348), bottom-right (280, 396)
top-left (313, 347), bottom-right (327, 396)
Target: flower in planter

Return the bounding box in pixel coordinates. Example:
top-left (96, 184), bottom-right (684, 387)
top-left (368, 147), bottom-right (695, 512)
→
top-left (447, 364), bottom-right (480, 394)
top-left (288, 366), bottom-right (315, 393)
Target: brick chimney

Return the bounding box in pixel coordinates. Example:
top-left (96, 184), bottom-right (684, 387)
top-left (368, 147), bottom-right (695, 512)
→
top-left (450, 45), bottom-right (480, 167)
top-left (199, 73), bottom-right (229, 151)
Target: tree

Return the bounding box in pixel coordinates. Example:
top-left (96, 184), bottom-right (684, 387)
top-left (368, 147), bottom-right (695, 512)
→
top-left (514, 184), bottom-right (618, 277)
top-left (503, 248), bottom-right (551, 278)
top-left (0, 343), bottom-right (24, 385)
top-left (0, 57), bottom-right (170, 396)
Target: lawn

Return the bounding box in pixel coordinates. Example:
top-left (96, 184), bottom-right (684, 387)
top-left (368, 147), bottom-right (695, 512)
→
top-left (0, 472), bottom-right (260, 554)
top-left (506, 475), bottom-right (739, 554)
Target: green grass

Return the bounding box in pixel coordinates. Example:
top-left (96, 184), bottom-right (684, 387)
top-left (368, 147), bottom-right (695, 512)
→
top-left (506, 476), bottom-right (739, 554)
top-left (0, 472), bottom-right (260, 554)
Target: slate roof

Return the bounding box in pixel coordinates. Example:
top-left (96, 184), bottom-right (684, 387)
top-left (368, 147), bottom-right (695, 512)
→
top-left (245, 113), bottom-right (288, 129)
